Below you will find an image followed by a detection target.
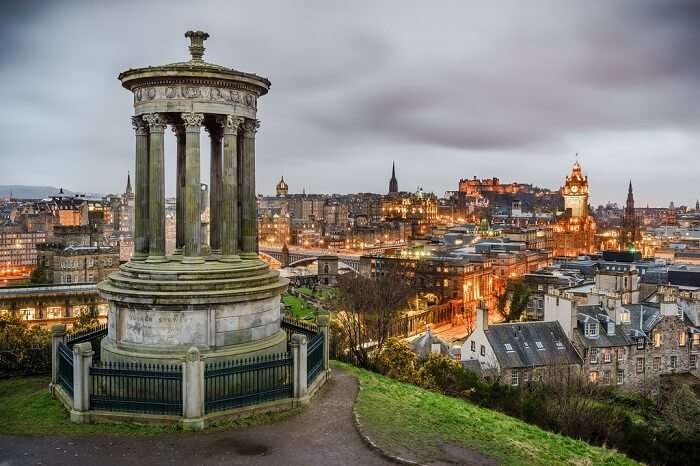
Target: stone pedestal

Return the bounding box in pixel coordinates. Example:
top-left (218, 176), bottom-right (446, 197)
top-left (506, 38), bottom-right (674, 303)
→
top-left (98, 258), bottom-right (288, 365)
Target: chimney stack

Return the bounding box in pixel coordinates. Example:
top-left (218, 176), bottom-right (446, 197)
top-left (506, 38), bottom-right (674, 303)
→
top-left (476, 300), bottom-right (489, 331)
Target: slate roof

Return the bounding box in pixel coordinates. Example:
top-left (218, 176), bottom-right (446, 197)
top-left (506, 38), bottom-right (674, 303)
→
top-left (623, 303), bottom-right (662, 335)
top-left (410, 329), bottom-right (451, 359)
top-left (574, 304), bottom-right (631, 348)
top-left (484, 321), bottom-right (582, 369)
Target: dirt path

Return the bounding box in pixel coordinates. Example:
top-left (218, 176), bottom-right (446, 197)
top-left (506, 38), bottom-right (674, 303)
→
top-left (0, 370), bottom-right (391, 466)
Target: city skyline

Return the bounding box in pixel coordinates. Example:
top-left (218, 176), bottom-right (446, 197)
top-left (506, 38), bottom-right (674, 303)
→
top-left (1, 1), bottom-right (699, 206)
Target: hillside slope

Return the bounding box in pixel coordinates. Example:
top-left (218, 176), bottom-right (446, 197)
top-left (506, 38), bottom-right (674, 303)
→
top-left (337, 362), bottom-right (639, 466)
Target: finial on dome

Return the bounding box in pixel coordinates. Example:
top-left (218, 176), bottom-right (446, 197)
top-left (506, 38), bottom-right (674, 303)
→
top-left (185, 30), bottom-right (209, 62)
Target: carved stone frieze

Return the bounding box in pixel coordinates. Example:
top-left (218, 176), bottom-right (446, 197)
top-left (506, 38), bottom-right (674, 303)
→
top-left (133, 85), bottom-right (257, 109)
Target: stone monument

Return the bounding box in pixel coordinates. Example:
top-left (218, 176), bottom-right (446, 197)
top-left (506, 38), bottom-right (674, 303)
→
top-left (98, 31), bottom-right (288, 364)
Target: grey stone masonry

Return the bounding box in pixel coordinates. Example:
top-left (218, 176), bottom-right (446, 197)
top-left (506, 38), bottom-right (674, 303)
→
top-left (290, 333), bottom-right (308, 399)
top-left (182, 347), bottom-right (205, 431)
top-left (50, 324), bottom-right (66, 386)
top-left (70, 342), bottom-right (94, 423)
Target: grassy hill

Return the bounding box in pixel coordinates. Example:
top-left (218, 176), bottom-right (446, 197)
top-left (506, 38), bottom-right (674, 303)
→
top-left (337, 362), bottom-right (640, 466)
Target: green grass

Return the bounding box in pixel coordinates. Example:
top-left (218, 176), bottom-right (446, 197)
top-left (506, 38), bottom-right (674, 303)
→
top-left (0, 376), bottom-right (173, 435)
top-left (335, 362), bottom-right (640, 466)
top-left (282, 294), bottom-right (317, 321)
top-left (0, 376), bottom-right (302, 436)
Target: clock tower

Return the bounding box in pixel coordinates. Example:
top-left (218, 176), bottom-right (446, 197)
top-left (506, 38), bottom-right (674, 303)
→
top-left (562, 161), bottom-right (589, 218)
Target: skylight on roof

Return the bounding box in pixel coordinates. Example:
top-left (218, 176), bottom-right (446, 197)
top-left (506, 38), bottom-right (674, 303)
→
top-left (535, 341), bottom-right (544, 350)
top-left (504, 343), bottom-right (514, 352)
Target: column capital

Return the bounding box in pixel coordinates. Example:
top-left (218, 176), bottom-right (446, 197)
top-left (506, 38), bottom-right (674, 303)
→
top-left (222, 115), bottom-right (245, 135)
top-left (131, 116), bottom-right (149, 135)
top-left (181, 112), bottom-right (205, 130)
top-left (143, 113), bottom-right (167, 132)
top-left (241, 118), bottom-right (260, 137)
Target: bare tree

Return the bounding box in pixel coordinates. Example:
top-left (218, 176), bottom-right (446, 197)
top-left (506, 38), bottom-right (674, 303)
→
top-left (334, 263), bottom-right (413, 369)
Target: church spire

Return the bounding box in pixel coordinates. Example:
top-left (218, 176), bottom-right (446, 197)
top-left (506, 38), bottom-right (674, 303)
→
top-left (126, 171), bottom-right (133, 195)
top-left (389, 160), bottom-right (398, 194)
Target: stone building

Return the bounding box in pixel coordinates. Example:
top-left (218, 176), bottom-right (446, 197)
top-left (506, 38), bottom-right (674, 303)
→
top-left (276, 176), bottom-right (289, 197)
top-left (462, 305), bottom-right (582, 385)
top-left (545, 292), bottom-right (700, 390)
top-left (317, 255), bottom-right (338, 287)
top-left (37, 225), bottom-right (119, 284)
top-left (388, 161), bottom-right (398, 194)
top-left (0, 221), bottom-right (48, 281)
top-left (553, 161), bottom-right (597, 257)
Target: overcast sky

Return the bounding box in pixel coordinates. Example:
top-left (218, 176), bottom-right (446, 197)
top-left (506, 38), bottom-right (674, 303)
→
top-left (1, 0), bottom-right (699, 207)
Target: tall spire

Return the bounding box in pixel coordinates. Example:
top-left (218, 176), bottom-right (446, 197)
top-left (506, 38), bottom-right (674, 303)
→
top-left (389, 160), bottom-right (398, 194)
top-left (126, 171), bottom-right (133, 195)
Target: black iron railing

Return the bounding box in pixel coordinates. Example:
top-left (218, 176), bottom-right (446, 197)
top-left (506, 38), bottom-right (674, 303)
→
top-left (204, 353), bottom-right (293, 414)
top-left (281, 315), bottom-right (318, 344)
top-left (57, 341), bottom-right (74, 398)
top-left (307, 331), bottom-right (324, 386)
top-left (89, 362), bottom-right (183, 415)
top-left (66, 324), bottom-right (108, 363)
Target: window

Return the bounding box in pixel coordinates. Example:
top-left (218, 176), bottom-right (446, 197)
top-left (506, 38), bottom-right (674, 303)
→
top-left (589, 371), bottom-right (598, 383)
top-left (636, 357), bottom-right (645, 374)
top-left (584, 321), bottom-right (598, 338)
top-left (617, 370), bottom-right (625, 385)
top-left (590, 348), bottom-right (599, 364)
top-left (555, 340), bottom-right (565, 350)
top-left (504, 343), bottom-right (514, 353)
top-left (693, 334), bottom-right (700, 347)
top-left (511, 369), bottom-right (519, 386)
top-left (678, 331), bottom-right (687, 347)
top-left (523, 370), bottom-right (530, 383)
top-left (523, 341), bottom-right (529, 349)
top-left (617, 348), bottom-right (624, 362)
top-left (471, 341), bottom-right (476, 352)
top-left (637, 338), bottom-right (645, 350)
top-left (480, 345), bottom-right (485, 357)
top-left (653, 331), bottom-right (662, 348)
top-left (603, 350), bottom-right (612, 363)
top-left (691, 354), bottom-right (698, 369)
top-left (535, 341), bottom-right (544, 351)
top-left (653, 357), bottom-right (661, 371)
top-left (620, 310), bottom-right (630, 323)
top-left (670, 355), bottom-right (678, 369)
top-left (602, 371), bottom-right (611, 385)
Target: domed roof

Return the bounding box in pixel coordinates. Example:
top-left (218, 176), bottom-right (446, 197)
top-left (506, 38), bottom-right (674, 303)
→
top-left (118, 31), bottom-right (270, 96)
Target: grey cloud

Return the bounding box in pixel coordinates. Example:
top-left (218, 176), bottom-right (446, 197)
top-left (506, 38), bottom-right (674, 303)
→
top-left (0, 0), bottom-right (698, 205)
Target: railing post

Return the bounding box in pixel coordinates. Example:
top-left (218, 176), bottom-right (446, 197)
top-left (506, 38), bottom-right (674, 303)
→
top-left (317, 314), bottom-right (330, 372)
top-left (50, 324), bottom-right (66, 389)
top-left (70, 342), bottom-right (93, 423)
top-left (182, 347), bottom-right (205, 431)
top-left (290, 333), bottom-right (308, 403)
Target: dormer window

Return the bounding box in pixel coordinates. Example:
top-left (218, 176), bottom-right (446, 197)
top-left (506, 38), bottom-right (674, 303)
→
top-left (584, 321), bottom-right (598, 338)
top-left (620, 310), bottom-right (630, 323)
top-left (607, 321), bottom-right (615, 336)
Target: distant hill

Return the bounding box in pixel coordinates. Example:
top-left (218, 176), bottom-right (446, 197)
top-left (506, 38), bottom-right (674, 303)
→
top-left (0, 185), bottom-right (75, 200)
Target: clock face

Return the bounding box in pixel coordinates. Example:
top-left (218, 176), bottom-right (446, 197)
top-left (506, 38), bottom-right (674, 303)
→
top-left (571, 185), bottom-right (578, 193)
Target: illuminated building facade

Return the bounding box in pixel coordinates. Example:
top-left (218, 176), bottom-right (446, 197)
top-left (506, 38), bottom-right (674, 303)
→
top-left (553, 161), bottom-right (596, 257)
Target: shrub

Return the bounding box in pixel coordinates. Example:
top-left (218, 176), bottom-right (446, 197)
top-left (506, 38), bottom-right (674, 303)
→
top-left (416, 353), bottom-right (461, 393)
top-left (377, 337), bottom-right (417, 383)
top-left (0, 314), bottom-right (51, 376)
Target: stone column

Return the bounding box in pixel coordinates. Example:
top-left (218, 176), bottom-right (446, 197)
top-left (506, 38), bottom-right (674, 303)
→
top-left (208, 124), bottom-right (223, 254)
top-left (181, 112), bottom-right (205, 264)
top-left (143, 113), bottom-right (167, 263)
top-left (131, 116), bottom-right (149, 260)
top-left (240, 119), bottom-right (260, 259)
top-left (50, 324), bottom-right (66, 387)
top-left (182, 347), bottom-right (205, 431)
top-left (317, 314), bottom-right (330, 372)
top-left (173, 124), bottom-right (186, 255)
top-left (70, 342), bottom-right (94, 423)
top-left (290, 333), bottom-right (308, 401)
top-left (221, 116), bottom-right (243, 262)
